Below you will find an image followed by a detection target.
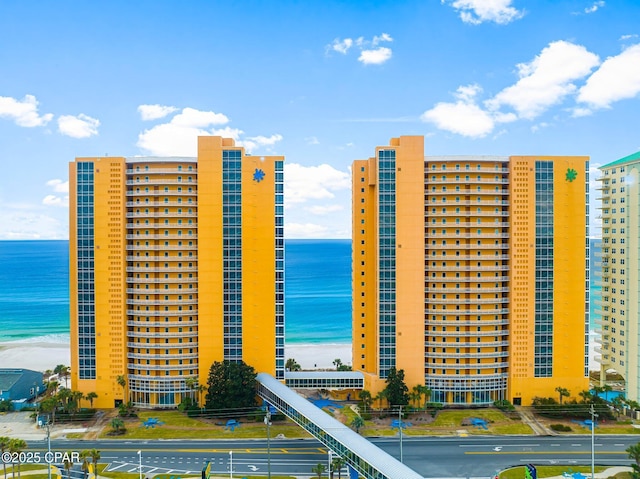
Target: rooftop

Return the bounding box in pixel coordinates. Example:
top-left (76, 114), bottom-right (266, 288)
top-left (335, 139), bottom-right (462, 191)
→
top-left (601, 150), bottom-right (640, 169)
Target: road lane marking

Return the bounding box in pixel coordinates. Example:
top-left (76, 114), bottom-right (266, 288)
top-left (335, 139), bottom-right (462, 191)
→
top-left (466, 451), bottom-right (626, 455)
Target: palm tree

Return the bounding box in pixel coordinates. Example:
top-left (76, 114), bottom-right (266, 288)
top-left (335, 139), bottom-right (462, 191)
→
top-left (197, 384), bottom-right (206, 412)
top-left (359, 390), bottom-right (372, 412)
top-left (110, 418), bottom-right (125, 435)
top-left (63, 450), bottom-right (75, 479)
top-left (69, 390), bottom-right (84, 414)
top-left (0, 436), bottom-right (10, 479)
top-left (85, 392), bottom-right (98, 408)
top-left (185, 377), bottom-right (197, 402)
top-left (350, 415), bottom-right (365, 434)
top-left (116, 374), bottom-right (127, 402)
top-left (555, 387), bottom-right (570, 405)
top-left (9, 438), bottom-right (27, 479)
top-left (89, 449), bottom-right (101, 477)
top-left (80, 450), bottom-right (90, 479)
top-left (39, 396), bottom-right (58, 424)
top-left (311, 463), bottom-right (327, 479)
top-left (285, 358), bottom-right (301, 371)
top-left (46, 380), bottom-right (59, 397)
top-left (418, 385), bottom-right (432, 408)
top-left (331, 456), bottom-right (346, 479)
top-left (579, 389), bottom-right (594, 403)
top-left (54, 364), bottom-right (70, 388)
top-left (626, 442), bottom-right (640, 479)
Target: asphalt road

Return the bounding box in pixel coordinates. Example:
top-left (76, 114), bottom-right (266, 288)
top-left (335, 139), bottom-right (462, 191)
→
top-left (19, 435), bottom-right (640, 478)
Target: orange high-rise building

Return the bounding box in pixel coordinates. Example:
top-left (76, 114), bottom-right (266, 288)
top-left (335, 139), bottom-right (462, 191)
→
top-left (353, 136), bottom-right (589, 406)
top-left (70, 136), bottom-right (284, 408)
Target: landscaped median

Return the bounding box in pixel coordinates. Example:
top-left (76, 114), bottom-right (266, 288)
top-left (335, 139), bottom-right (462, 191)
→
top-left (497, 465), bottom-right (630, 479)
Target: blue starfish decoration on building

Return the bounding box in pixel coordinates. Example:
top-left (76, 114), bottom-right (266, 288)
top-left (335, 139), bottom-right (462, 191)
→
top-left (253, 168), bottom-right (266, 182)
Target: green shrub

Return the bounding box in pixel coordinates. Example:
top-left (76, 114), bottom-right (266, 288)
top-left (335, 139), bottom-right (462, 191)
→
top-left (550, 423), bottom-right (572, 432)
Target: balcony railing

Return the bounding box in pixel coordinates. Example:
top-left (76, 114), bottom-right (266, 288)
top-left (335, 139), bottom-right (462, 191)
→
top-left (127, 341), bottom-right (199, 349)
top-left (128, 310), bottom-right (198, 316)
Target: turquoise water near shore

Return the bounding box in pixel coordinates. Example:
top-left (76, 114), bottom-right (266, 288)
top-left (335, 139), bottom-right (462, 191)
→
top-left (0, 240), bottom-right (352, 345)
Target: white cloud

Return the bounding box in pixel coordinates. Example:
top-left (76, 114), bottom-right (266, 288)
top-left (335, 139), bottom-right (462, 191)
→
top-left (422, 101), bottom-right (495, 138)
top-left (443, 0), bottom-right (524, 25)
top-left (238, 134), bottom-right (283, 153)
top-left (0, 94), bottom-right (53, 127)
top-left (137, 107), bottom-right (279, 156)
top-left (46, 179), bottom-right (69, 193)
top-left (421, 84), bottom-right (499, 137)
top-left (284, 163), bottom-right (350, 205)
top-left (372, 33), bottom-right (393, 45)
top-left (306, 204), bottom-right (344, 215)
top-left (138, 104), bottom-right (179, 121)
top-left (285, 222), bottom-right (329, 239)
top-left (486, 40), bottom-right (600, 119)
top-left (327, 33), bottom-right (393, 65)
top-left (358, 47), bottom-right (392, 65)
top-left (584, 1), bottom-right (605, 14)
top-left (577, 44), bottom-right (640, 110)
top-left (328, 38), bottom-right (353, 54)
top-left (42, 179), bottom-right (69, 207)
top-left (42, 195), bottom-right (68, 207)
top-left (305, 136), bottom-right (320, 145)
top-left (58, 113), bottom-right (100, 138)
top-left (620, 34), bottom-right (638, 41)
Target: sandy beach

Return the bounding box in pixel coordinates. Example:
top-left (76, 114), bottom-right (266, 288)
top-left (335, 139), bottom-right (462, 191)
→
top-left (286, 342), bottom-right (352, 370)
top-left (0, 341), bottom-right (71, 372)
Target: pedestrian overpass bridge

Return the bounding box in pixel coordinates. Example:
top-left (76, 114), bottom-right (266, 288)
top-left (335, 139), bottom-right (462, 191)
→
top-left (256, 373), bottom-right (424, 479)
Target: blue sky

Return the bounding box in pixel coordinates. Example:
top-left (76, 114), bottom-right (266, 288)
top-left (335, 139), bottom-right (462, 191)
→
top-left (1, 0), bottom-right (639, 239)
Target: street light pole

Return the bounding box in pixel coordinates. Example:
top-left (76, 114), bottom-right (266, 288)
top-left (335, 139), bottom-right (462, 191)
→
top-left (229, 450), bottom-right (233, 479)
top-left (137, 450), bottom-right (142, 479)
top-left (328, 450), bottom-right (333, 478)
top-left (264, 409), bottom-right (272, 479)
top-left (46, 420), bottom-right (51, 479)
top-left (590, 404), bottom-right (598, 479)
top-left (398, 405), bottom-right (404, 463)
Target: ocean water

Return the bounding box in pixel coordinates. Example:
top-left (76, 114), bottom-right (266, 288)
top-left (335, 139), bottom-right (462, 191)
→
top-left (0, 240), bottom-right (353, 345)
top-left (0, 239), bottom-right (602, 346)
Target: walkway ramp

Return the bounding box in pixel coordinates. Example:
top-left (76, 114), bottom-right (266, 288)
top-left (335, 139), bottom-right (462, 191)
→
top-left (256, 373), bottom-right (424, 479)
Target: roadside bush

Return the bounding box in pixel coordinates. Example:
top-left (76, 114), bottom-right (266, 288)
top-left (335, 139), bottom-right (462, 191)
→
top-left (493, 400), bottom-right (515, 412)
top-left (550, 423), bottom-right (572, 432)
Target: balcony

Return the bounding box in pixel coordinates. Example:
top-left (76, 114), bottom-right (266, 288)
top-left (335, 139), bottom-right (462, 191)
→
top-left (126, 234), bottom-right (198, 240)
top-left (425, 340), bottom-right (509, 348)
top-left (423, 276), bottom-right (510, 283)
top-left (426, 329), bottom-right (509, 337)
top-left (127, 342), bottom-right (199, 349)
top-left (126, 267), bottom-right (197, 273)
top-left (426, 265), bottom-right (510, 271)
top-left (128, 330), bottom-right (198, 338)
top-left (127, 320), bottom-right (197, 327)
top-left (428, 177), bottom-right (510, 185)
top-left (127, 352), bottom-right (198, 360)
top-left (425, 200), bottom-right (510, 207)
top-left (126, 178), bottom-right (196, 186)
top-left (126, 223), bottom-right (198, 229)
top-left (126, 168), bottom-right (197, 175)
top-left (426, 351), bottom-right (510, 359)
top-left (127, 201), bottom-right (197, 207)
top-left (425, 287), bottom-right (510, 294)
top-left (126, 288), bottom-right (198, 294)
top-left (427, 308), bottom-right (510, 315)
top-left (127, 298), bottom-right (198, 306)
top-left (127, 363), bottom-right (196, 371)
top-left (427, 297), bottom-right (510, 305)
top-left (425, 318), bottom-right (509, 326)
top-left (427, 233), bottom-right (510, 239)
top-left (126, 212), bottom-right (197, 218)
top-left (424, 362), bottom-right (510, 370)
top-left (126, 245), bottom-right (197, 251)
top-left (425, 243), bottom-right (509, 250)
top-left (127, 190), bottom-right (196, 196)
top-left (127, 310), bottom-right (198, 316)
top-left (426, 189), bottom-right (510, 196)
top-left (126, 256), bottom-right (197, 263)
top-left (425, 255), bottom-right (510, 262)
top-left (128, 277), bottom-right (197, 284)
